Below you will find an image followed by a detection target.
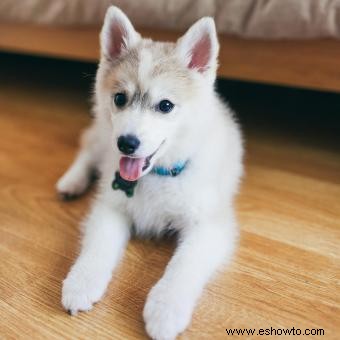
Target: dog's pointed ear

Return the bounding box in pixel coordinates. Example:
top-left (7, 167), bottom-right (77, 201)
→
top-left (100, 6), bottom-right (140, 60)
top-left (176, 17), bottom-right (219, 75)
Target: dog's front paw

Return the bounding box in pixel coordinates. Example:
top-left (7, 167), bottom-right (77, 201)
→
top-left (62, 267), bottom-right (106, 315)
top-left (56, 169), bottom-right (90, 200)
top-left (143, 281), bottom-right (193, 340)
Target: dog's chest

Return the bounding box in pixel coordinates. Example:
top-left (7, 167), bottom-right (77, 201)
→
top-left (125, 176), bottom-right (188, 234)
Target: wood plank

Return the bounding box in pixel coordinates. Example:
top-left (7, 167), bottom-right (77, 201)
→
top-left (1, 23), bottom-right (340, 92)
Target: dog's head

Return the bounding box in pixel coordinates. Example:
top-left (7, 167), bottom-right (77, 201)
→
top-left (96, 6), bottom-right (219, 181)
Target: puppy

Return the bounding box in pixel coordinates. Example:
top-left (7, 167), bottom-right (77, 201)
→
top-left (57, 6), bottom-right (243, 340)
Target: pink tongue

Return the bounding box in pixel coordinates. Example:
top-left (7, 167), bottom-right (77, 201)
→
top-left (119, 157), bottom-right (145, 181)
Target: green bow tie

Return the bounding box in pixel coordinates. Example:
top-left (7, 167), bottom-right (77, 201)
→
top-left (112, 172), bottom-right (138, 197)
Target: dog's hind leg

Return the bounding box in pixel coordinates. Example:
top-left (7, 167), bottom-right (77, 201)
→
top-left (56, 123), bottom-right (103, 199)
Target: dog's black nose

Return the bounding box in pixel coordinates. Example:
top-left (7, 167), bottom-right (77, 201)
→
top-left (117, 134), bottom-right (140, 155)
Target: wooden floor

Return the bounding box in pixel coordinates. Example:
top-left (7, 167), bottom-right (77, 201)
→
top-left (0, 54), bottom-right (339, 339)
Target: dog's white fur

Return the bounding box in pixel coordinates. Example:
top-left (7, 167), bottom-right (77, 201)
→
top-left (57, 6), bottom-right (243, 340)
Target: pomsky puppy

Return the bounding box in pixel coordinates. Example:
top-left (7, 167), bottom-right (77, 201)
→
top-left (57, 6), bottom-right (243, 340)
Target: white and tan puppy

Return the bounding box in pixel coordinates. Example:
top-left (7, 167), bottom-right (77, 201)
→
top-left (57, 6), bottom-right (243, 339)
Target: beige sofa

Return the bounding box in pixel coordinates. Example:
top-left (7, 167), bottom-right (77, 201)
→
top-left (1, 0), bottom-right (340, 92)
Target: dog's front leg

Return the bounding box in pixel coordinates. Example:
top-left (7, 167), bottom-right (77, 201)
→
top-left (62, 200), bottom-right (130, 315)
top-left (56, 123), bottom-right (103, 199)
top-left (143, 216), bottom-right (237, 340)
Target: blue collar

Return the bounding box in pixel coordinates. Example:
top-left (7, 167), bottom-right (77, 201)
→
top-left (112, 160), bottom-right (189, 197)
top-left (151, 160), bottom-right (188, 177)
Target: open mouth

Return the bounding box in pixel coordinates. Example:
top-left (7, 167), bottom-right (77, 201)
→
top-left (119, 142), bottom-right (163, 182)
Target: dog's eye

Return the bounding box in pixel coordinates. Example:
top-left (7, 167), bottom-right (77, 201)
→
top-left (114, 93), bottom-right (127, 108)
top-left (157, 100), bottom-right (174, 114)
